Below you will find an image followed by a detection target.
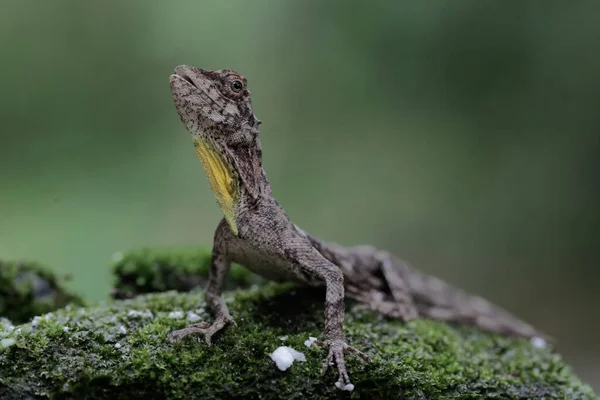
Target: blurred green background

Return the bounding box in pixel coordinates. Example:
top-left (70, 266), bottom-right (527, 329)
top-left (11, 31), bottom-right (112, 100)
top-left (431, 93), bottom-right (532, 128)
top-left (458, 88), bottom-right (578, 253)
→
top-left (1, 0), bottom-right (598, 390)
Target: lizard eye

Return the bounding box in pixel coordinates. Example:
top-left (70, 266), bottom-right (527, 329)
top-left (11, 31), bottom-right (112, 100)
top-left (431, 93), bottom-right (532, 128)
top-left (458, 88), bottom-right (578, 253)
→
top-left (231, 80), bottom-right (243, 92)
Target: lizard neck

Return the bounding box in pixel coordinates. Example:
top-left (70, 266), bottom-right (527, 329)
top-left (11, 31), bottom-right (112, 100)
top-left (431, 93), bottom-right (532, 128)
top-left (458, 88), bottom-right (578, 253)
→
top-left (230, 136), bottom-right (273, 204)
top-left (193, 127), bottom-right (271, 236)
top-left (225, 128), bottom-right (277, 231)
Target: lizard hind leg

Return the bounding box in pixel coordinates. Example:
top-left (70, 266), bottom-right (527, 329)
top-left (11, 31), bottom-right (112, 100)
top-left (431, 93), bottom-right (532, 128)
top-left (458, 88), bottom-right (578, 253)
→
top-left (307, 235), bottom-right (419, 321)
top-left (348, 295), bottom-right (420, 321)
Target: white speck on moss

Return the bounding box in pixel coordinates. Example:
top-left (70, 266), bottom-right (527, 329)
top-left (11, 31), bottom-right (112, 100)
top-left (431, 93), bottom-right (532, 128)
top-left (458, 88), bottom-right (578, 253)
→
top-left (118, 325), bottom-right (127, 335)
top-left (115, 342), bottom-right (122, 349)
top-left (63, 326), bottom-right (69, 332)
top-left (0, 318), bottom-right (14, 332)
top-left (127, 310), bottom-right (153, 319)
top-left (304, 336), bottom-right (318, 348)
top-left (187, 312), bottom-right (202, 322)
top-left (1, 338), bottom-right (16, 349)
top-left (32, 313), bottom-right (55, 327)
top-left (279, 336), bottom-right (287, 342)
top-left (335, 382), bottom-right (355, 391)
top-left (168, 311), bottom-right (184, 319)
top-left (531, 336), bottom-right (547, 349)
top-left (269, 346), bottom-right (306, 371)
top-left (0, 324), bottom-right (14, 334)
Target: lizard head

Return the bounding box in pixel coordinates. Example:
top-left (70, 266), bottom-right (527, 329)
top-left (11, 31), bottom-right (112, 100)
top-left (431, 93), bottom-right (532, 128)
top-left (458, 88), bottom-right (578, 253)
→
top-left (170, 65), bottom-right (263, 235)
top-left (170, 65), bottom-right (260, 136)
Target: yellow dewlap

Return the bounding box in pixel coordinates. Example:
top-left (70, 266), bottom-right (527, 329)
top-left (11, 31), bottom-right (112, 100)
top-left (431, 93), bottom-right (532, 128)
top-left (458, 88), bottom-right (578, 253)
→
top-left (193, 138), bottom-right (239, 235)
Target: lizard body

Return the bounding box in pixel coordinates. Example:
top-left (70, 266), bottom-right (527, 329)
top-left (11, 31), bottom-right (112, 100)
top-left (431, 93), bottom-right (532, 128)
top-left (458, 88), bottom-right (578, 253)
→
top-left (167, 65), bottom-right (549, 388)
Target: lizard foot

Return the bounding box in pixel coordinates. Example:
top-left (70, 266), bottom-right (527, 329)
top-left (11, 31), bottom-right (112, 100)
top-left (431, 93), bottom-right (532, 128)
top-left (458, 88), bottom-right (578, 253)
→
top-left (167, 315), bottom-right (235, 345)
top-left (321, 339), bottom-right (370, 390)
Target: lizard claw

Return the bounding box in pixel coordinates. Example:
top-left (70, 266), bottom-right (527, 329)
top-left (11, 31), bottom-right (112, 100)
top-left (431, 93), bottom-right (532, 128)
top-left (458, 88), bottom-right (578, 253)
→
top-left (321, 340), bottom-right (370, 390)
top-left (167, 315), bottom-right (235, 345)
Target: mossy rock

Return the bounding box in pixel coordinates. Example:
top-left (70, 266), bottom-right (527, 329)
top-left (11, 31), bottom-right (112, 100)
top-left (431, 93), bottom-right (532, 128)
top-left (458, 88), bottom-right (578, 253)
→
top-left (0, 283), bottom-right (596, 399)
top-left (0, 259), bottom-right (84, 324)
top-left (111, 247), bottom-right (262, 299)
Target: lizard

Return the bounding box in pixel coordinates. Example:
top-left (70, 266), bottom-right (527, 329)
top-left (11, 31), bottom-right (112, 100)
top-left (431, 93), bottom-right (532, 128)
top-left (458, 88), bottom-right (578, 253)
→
top-left (166, 65), bottom-right (550, 388)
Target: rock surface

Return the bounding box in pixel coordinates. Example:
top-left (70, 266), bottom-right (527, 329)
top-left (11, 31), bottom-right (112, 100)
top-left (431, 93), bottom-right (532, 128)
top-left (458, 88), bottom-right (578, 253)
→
top-left (1, 282), bottom-right (596, 399)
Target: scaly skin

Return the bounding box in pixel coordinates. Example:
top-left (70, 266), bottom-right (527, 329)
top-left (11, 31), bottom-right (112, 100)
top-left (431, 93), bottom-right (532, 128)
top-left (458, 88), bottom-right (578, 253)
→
top-left (167, 65), bottom-right (549, 388)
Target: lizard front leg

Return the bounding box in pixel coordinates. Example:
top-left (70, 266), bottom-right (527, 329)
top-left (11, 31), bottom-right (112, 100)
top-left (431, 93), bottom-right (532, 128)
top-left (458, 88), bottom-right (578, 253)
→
top-left (168, 220), bottom-right (235, 344)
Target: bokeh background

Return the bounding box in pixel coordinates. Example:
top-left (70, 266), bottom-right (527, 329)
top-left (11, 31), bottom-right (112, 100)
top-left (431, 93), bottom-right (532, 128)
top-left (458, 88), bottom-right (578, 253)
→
top-left (1, 0), bottom-right (598, 389)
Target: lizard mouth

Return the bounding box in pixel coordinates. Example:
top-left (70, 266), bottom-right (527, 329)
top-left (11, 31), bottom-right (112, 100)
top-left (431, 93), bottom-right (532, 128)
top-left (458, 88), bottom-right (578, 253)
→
top-left (173, 66), bottom-right (197, 88)
top-left (173, 73), bottom-right (196, 88)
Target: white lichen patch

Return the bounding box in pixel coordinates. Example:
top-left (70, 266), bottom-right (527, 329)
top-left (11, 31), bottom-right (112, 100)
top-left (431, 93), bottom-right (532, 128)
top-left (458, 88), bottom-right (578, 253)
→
top-left (168, 311), bottom-right (184, 319)
top-left (31, 313), bottom-right (56, 327)
top-left (269, 346), bottom-right (306, 371)
top-left (304, 336), bottom-right (318, 348)
top-left (1, 338), bottom-right (16, 349)
top-left (118, 325), bottom-right (127, 335)
top-left (0, 319), bottom-right (14, 337)
top-left (186, 312), bottom-right (202, 322)
top-left (126, 310), bottom-right (154, 319)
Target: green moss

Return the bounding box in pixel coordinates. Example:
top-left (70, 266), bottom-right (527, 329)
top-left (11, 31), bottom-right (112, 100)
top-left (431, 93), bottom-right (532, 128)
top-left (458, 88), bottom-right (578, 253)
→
top-left (0, 284), bottom-right (596, 400)
top-left (0, 259), bottom-right (84, 324)
top-left (111, 247), bottom-right (262, 299)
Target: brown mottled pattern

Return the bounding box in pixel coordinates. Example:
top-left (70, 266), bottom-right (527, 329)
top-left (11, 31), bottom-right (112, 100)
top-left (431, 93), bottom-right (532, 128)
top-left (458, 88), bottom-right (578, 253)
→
top-left (167, 65), bottom-right (549, 388)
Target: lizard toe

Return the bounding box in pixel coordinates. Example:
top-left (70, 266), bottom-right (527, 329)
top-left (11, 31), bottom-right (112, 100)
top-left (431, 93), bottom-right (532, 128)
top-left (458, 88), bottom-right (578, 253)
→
top-left (344, 343), bottom-right (371, 363)
top-left (167, 322), bottom-right (211, 344)
top-left (321, 339), bottom-right (368, 390)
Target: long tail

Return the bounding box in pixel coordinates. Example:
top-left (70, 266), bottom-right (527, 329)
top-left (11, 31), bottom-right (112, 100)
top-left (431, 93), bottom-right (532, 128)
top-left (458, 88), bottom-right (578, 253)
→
top-left (397, 260), bottom-right (552, 342)
top-left (305, 231), bottom-right (552, 342)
